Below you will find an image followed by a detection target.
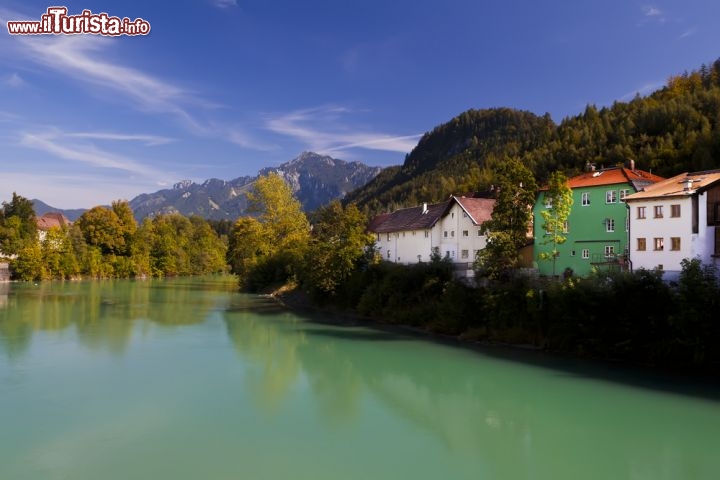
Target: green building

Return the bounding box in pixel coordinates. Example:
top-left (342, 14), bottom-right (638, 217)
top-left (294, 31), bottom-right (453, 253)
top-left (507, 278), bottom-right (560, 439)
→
top-left (533, 164), bottom-right (664, 277)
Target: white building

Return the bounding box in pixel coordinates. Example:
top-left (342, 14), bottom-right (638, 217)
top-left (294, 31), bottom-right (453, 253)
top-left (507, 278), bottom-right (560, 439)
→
top-left (369, 196), bottom-right (495, 276)
top-left (625, 170), bottom-right (720, 280)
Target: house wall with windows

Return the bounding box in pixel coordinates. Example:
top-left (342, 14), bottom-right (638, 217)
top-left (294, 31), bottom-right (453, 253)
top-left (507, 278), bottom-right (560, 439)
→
top-left (369, 196), bottom-right (495, 276)
top-left (626, 171), bottom-right (720, 280)
top-left (533, 166), bottom-right (664, 277)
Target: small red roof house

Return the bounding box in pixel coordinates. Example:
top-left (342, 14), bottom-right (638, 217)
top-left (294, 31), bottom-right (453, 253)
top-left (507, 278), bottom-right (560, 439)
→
top-left (36, 212), bottom-right (72, 242)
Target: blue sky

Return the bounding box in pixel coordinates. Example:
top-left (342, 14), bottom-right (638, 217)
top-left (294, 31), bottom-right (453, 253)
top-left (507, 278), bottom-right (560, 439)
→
top-left (1, 0), bottom-right (718, 208)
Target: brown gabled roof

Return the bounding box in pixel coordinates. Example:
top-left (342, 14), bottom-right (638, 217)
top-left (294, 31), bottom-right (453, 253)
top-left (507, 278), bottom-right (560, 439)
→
top-left (370, 201), bottom-right (450, 233)
top-left (36, 212), bottom-right (72, 230)
top-left (453, 196), bottom-right (495, 225)
top-left (367, 213), bottom-right (391, 232)
top-left (625, 170), bottom-right (720, 201)
top-left (369, 196), bottom-right (496, 233)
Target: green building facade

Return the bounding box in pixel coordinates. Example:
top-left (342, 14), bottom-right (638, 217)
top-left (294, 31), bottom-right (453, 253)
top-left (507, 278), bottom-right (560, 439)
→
top-left (533, 166), bottom-right (663, 277)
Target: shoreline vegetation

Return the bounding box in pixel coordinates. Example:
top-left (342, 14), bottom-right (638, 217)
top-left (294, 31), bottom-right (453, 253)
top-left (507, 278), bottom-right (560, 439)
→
top-left (267, 257), bottom-right (720, 376)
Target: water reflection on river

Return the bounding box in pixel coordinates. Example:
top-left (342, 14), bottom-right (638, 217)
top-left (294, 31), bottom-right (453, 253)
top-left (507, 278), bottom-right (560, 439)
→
top-left (0, 277), bottom-right (718, 480)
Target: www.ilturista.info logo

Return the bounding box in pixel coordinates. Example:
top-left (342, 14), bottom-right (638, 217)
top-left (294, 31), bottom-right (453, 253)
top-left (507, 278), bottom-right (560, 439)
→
top-left (7, 7), bottom-right (150, 36)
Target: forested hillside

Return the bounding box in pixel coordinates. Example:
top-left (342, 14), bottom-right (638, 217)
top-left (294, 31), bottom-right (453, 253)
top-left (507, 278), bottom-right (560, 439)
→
top-left (347, 59), bottom-right (720, 215)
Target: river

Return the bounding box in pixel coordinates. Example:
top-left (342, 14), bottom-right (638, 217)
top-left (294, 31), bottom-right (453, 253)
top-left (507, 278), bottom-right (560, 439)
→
top-left (0, 276), bottom-right (718, 479)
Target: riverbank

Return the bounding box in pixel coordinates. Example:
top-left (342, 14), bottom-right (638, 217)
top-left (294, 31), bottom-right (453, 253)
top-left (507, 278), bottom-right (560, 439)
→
top-left (269, 276), bottom-right (720, 384)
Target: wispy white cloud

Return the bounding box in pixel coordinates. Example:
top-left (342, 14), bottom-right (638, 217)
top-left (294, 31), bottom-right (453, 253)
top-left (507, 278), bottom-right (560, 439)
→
top-left (16, 35), bottom-right (201, 117)
top-left (0, 11), bottom-right (269, 152)
top-left (643, 6), bottom-right (662, 17)
top-left (211, 0), bottom-right (238, 8)
top-left (678, 27), bottom-right (697, 39)
top-left (19, 130), bottom-right (168, 178)
top-left (266, 106), bottom-right (421, 156)
top-left (66, 132), bottom-right (175, 146)
top-left (639, 5), bottom-right (667, 25)
top-left (223, 126), bottom-right (279, 151)
top-left (620, 81), bottom-right (665, 101)
top-left (3, 72), bottom-right (26, 88)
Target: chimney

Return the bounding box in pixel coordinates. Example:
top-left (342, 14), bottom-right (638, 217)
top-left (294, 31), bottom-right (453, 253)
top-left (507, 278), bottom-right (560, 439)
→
top-left (629, 159), bottom-right (635, 172)
top-left (585, 161), bottom-right (591, 172)
top-left (683, 178), bottom-right (693, 192)
top-left (422, 202), bottom-right (428, 214)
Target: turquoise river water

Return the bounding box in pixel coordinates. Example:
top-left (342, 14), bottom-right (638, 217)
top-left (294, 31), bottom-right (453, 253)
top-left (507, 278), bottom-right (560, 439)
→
top-left (0, 276), bottom-right (719, 479)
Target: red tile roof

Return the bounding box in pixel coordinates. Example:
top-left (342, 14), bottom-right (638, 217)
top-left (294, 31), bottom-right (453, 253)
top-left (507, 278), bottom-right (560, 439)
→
top-left (539, 167), bottom-right (665, 191)
top-left (453, 196), bottom-right (495, 224)
top-left (565, 167), bottom-right (664, 189)
top-left (36, 212), bottom-right (72, 230)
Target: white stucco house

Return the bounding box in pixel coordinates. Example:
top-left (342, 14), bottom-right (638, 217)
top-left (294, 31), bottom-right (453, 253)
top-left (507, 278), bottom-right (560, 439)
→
top-left (368, 195), bottom-right (496, 277)
top-left (625, 169), bottom-right (720, 280)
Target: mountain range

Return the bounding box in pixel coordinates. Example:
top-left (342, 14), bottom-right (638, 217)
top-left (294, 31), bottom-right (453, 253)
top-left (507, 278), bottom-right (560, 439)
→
top-left (33, 152), bottom-right (383, 221)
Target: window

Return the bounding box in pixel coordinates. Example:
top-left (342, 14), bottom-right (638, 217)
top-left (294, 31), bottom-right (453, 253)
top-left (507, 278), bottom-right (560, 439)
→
top-left (386, 233), bottom-right (390, 241)
top-left (462, 230), bottom-right (468, 237)
top-left (412, 231), bottom-right (415, 236)
top-left (605, 245), bottom-right (615, 257)
top-left (451, 230), bottom-right (455, 237)
top-left (376, 233), bottom-right (380, 241)
top-left (451, 212), bottom-right (455, 218)
top-left (654, 205), bottom-right (663, 218)
top-left (477, 229), bottom-right (482, 236)
top-left (637, 206), bottom-right (646, 219)
top-left (606, 190), bottom-right (617, 203)
top-left (571, 250), bottom-right (576, 256)
top-left (581, 249), bottom-right (589, 259)
top-left (581, 192), bottom-right (590, 206)
top-left (387, 250), bottom-right (391, 259)
top-left (402, 232), bottom-right (405, 237)
top-left (424, 231), bottom-right (429, 238)
top-left (606, 218), bottom-right (615, 232)
top-left (461, 249), bottom-right (469, 259)
top-left (671, 237), bottom-right (681, 251)
top-left (637, 238), bottom-right (646, 251)
top-left (625, 216), bottom-right (629, 232)
top-left (654, 237), bottom-right (664, 251)
top-left (671, 204), bottom-right (681, 218)
top-left (444, 231), bottom-right (448, 238)
top-left (619, 189), bottom-right (630, 201)
top-left (462, 212), bottom-right (468, 218)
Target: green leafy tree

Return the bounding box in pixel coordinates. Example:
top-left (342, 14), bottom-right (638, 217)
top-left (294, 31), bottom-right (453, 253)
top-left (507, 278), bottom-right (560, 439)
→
top-left (539, 171), bottom-right (573, 277)
top-left (229, 174), bottom-right (310, 290)
top-left (76, 206), bottom-right (126, 255)
top-left (301, 201), bottom-right (375, 297)
top-left (475, 158), bottom-right (537, 280)
top-left (0, 193), bottom-right (37, 255)
top-left (111, 200), bottom-right (137, 256)
top-left (227, 216), bottom-right (267, 283)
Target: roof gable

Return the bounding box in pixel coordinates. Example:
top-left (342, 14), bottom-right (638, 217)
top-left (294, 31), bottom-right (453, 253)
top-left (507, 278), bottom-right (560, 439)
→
top-left (453, 196), bottom-right (495, 225)
top-left (369, 196), bottom-right (496, 233)
top-left (625, 170), bottom-right (720, 201)
top-left (36, 212), bottom-right (72, 231)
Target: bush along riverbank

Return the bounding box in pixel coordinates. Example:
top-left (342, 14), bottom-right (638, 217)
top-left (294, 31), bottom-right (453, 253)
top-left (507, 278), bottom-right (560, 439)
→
top-left (293, 257), bottom-right (720, 372)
